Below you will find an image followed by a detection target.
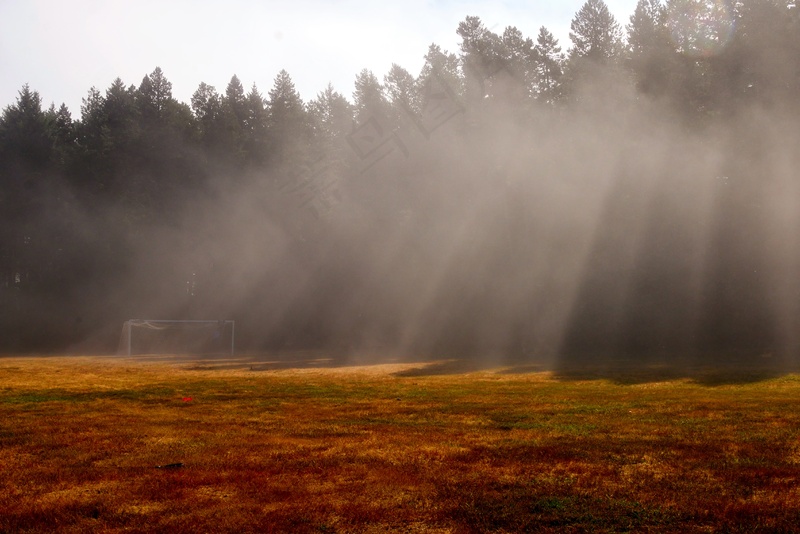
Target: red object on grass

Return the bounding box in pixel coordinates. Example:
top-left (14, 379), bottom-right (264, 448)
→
top-left (182, 397), bottom-right (193, 402)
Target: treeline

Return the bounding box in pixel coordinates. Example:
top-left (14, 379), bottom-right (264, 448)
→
top-left (2, 0), bottom-right (800, 360)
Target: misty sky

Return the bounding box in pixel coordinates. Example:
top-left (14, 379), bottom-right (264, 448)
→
top-left (1, 0), bottom-right (638, 114)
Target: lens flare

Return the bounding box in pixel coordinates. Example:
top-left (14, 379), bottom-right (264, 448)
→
top-left (667, 0), bottom-right (736, 58)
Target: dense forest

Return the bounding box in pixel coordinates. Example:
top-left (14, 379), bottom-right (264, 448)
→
top-left (2, 0), bottom-right (800, 365)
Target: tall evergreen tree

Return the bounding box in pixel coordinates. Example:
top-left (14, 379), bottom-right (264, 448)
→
top-left (418, 43), bottom-right (463, 99)
top-left (267, 69), bottom-right (310, 166)
top-left (73, 86), bottom-right (113, 195)
top-left (79, 87), bottom-right (104, 133)
top-left (243, 83), bottom-right (268, 166)
top-left (104, 78), bottom-right (138, 131)
top-left (626, 0), bottom-right (676, 95)
top-left (0, 84), bottom-right (62, 346)
top-left (224, 75), bottom-right (247, 122)
top-left (457, 16), bottom-right (505, 103)
top-left (0, 85), bottom-right (53, 174)
top-left (533, 26), bottom-right (565, 104)
top-left (384, 63), bottom-right (419, 119)
top-left (564, 0), bottom-right (627, 101)
top-left (627, 0), bottom-right (667, 58)
top-left (101, 78), bottom-right (140, 168)
top-left (192, 81), bottom-right (244, 167)
top-left (495, 26), bottom-right (537, 103)
top-left (309, 83), bottom-right (353, 149)
top-left (191, 82), bottom-right (222, 140)
top-left (353, 68), bottom-right (390, 124)
top-left (221, 75), bottom-right (248, 162)
top-left (131, 68), bottom-right (198, 216)
top-left (137, 66), bottom-right (173, 120)
top-left (50, 103), bottom-right (76, 167)
top-left (569, 0), bottom-right (624, 62)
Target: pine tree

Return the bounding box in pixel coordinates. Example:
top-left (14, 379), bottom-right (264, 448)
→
top-left (223, 75), bottom-right (248, 156)
top-left (569, 0), bottom-right (624, 62)
top-left (627, 0), bottom-right (667, 59)
top-left (384, 63), bottom-right (419, 119)
top-left (0, 85), bottom-right (57, 321)
top-left (137, 66), bottom-right (173, 120)
top-left (457, 16), bottom-right (505, 103)
top-left (533, 26), bottom-right (565, 104)
top-left (51, 103), bottom-right (76, 164)
top-left (353, 68), bottom-right (390, 125)
top-left (563, 0), bottom-right (627, 101)
top-left (418, 43), bottom-right (463, 98)
top-left (191, 82), bottom-right (222, 133)
top-left (0, 84), bottom-right (55, 189)
top-left (104, 78), bottom-right (138, 129)
top-left (224, 75), bottom-right (246, 122)
top-left (626, 0), bottom-right (675, 95)
top-left (500, 26), bottom-right (536, 100)
top-left (243, 83), bottom-right (268, 166)
top-left (309, 83), bottom-right (353, 147)
top-left (267, 69), bottom-right (310, 166)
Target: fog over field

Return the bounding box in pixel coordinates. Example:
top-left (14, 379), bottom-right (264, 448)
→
top-left (2, 2), bottom-right (799, 370)
top-left (140, 87), bottom-right (800, 366)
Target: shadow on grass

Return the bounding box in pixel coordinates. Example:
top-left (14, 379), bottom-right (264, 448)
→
top-left (689, 367), bottom-right (790, 386)
top-left (553, 352), bottom-right (796, 385)
top-left (391, 353), bottom-right (798, 385)
top-left (496, 364), bottom-right (548, 375)
top-left (18, 350), bottom-right (797, 385)
top-left (392, 359), bottom-right (490, 377)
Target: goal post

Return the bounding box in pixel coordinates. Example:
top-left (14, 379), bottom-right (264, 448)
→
top-left (118, 319), bottom-right (235, 357)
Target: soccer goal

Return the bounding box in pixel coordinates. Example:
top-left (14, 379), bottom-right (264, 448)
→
top-left (118, 320), bottom-right (235, 357)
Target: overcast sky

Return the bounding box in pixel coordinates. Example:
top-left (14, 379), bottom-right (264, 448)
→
top-left (1, 0), bottom-right (639, 116)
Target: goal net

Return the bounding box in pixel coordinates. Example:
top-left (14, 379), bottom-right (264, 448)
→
top-left (117, 320), bottom-right (235, 357)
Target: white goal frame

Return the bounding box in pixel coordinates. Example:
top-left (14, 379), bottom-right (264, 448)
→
top-left (120, 319), bottom-right (235, 357)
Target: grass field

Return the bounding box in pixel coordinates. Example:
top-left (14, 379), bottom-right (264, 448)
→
top-left (1, 354), bottom-right (799, 533)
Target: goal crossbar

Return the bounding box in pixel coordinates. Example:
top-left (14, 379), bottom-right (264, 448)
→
top-left (121, 319), bottom-right (235, 357)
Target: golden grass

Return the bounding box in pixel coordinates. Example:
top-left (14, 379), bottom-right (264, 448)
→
top-left (1, 355), bottom-right (799, 533)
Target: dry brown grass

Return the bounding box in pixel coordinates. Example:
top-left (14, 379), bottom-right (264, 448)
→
top-left (1, 355), bottom-right (799, 533)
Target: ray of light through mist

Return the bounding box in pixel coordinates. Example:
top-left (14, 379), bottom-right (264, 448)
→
top-left (54, 86), bottom-right (800, 370)
top-left (109, 84), bottom-right (800, 370)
